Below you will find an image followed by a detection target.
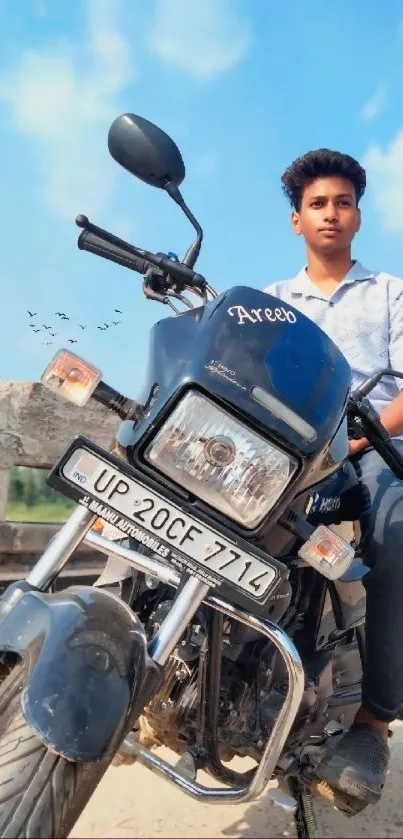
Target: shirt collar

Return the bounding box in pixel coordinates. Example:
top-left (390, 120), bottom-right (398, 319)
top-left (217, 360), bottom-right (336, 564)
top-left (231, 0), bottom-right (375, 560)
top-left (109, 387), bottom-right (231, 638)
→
top-left (289, 260), bottom-right (376, 297)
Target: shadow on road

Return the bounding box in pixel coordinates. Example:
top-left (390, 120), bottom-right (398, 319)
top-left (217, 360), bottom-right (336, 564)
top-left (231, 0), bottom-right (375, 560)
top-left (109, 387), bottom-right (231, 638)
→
top-left (223, 754), bottom-right (403, 839)
top-left (72, 724), bottom-right (403, 839)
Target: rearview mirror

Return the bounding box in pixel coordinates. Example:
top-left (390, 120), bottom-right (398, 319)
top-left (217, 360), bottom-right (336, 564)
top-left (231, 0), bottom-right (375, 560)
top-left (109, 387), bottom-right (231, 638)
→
top-left (108, 113), bottom-right (185, 190)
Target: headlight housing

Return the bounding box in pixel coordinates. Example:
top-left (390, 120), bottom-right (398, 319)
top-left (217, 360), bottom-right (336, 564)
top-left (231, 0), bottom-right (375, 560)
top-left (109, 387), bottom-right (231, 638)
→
top-left (145, 390), bottom-right (298, 529)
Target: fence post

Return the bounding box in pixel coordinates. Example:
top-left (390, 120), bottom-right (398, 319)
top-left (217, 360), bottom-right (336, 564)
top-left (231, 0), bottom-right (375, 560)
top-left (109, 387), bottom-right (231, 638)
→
top-left (0, 469), bottom-right (10, 521)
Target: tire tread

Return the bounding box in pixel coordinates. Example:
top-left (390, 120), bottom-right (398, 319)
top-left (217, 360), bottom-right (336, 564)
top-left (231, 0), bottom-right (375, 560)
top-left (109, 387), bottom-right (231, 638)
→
top-left (0, 666), bottom-right (110, 838)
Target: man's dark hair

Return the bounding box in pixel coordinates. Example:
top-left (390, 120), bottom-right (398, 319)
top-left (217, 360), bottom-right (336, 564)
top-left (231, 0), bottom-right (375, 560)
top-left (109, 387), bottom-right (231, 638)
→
top-left (281, 148), bottom-right (366, 211)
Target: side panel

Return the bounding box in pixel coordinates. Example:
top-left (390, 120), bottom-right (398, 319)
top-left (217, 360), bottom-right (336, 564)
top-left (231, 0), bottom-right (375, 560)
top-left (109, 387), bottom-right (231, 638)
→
top-left (304, 458), bottom-right (363, 526)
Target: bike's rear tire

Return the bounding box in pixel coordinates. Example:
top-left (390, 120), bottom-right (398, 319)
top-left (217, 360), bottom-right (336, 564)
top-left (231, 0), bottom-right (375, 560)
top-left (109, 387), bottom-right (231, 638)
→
top-left (0, 663), bottom-right (112, 838)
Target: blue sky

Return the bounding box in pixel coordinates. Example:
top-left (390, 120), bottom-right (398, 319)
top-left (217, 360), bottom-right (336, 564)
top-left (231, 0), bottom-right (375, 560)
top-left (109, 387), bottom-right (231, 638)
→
top-left (1, 0), bottom-right (403, 398)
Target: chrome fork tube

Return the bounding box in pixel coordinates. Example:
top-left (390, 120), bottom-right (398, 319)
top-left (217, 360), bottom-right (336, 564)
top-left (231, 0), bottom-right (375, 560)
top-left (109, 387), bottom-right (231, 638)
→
top-left (26, 505), bottom-right (97, 590)
top-left (148, 576), bottom-right (210, 665)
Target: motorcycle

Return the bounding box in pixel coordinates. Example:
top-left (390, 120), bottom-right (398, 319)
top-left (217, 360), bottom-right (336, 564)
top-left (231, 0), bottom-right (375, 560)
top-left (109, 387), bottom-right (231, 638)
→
top-left (1, 113), bottom-right (403, 839)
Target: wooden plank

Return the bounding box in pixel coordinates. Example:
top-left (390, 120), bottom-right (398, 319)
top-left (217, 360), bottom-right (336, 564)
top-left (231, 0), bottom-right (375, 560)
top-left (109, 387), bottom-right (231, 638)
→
top-left (0, 381), bottom-right (120, 469)
top-left (0, 559), bottom-right (105, 580)
top-left (0, 521), bottom-right (105, 555)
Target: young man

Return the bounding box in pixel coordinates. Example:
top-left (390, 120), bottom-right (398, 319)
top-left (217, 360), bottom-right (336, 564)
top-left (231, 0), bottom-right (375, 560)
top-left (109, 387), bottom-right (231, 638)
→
top-left (264, 149), bottom-right (403, 811)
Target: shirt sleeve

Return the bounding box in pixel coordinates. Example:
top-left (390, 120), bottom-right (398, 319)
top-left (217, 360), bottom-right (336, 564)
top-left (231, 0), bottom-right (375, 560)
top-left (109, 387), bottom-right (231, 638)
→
top-left (388, 282), bottom-right (403, 391)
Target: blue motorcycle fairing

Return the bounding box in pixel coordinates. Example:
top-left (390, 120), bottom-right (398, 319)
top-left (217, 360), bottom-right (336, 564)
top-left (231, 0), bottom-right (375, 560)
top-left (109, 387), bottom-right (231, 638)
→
top-left (0, 585), bottom-right (159, 762)
top-left (118, 285), bottom-right (352, 462)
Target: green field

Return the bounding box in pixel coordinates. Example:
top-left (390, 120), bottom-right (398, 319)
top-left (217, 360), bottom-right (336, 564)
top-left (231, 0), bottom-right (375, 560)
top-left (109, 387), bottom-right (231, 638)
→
top-left (7, 499), bottom-right (75, 523)
top-left (6, 466), bottom-right (76, 523)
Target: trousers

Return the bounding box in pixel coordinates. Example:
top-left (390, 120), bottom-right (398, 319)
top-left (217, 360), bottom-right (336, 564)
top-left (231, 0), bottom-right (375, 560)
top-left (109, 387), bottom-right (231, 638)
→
top-left (352, 440), bottom-right (403, 722)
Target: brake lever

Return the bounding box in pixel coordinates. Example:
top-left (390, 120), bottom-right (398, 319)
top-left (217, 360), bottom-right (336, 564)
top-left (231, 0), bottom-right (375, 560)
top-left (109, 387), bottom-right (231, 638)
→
top-left (348, 394), bottom-right (403, 478)
top-left (348, 395), bottom-right (391, 444)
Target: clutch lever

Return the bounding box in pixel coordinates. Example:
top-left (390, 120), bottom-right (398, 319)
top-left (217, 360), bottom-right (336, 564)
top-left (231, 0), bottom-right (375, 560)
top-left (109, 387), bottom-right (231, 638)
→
top-left (141, 277), bottom-right (180, 312)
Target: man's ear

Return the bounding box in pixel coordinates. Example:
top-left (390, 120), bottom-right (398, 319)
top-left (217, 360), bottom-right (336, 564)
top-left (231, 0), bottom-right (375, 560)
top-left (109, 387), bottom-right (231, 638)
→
top-left (356, 207), bottom-right (362, 233)
top-left (291, 211), bottom-right (302, 236)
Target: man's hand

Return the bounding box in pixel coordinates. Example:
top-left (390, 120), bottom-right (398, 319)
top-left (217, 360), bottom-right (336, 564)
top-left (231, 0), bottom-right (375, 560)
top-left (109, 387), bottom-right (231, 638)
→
top-left (348, 437), bottom-right (368, 457)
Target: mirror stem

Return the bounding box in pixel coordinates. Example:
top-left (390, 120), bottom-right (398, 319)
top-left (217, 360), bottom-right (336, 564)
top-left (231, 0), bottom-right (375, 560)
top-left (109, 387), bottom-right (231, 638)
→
top-left (164, 181), bottom-right (203, 269)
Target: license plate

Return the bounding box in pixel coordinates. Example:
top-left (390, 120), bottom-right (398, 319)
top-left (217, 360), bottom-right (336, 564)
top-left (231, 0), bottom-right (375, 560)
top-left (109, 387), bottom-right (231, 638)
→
top-left (60, 445), bottom-right (277, 601)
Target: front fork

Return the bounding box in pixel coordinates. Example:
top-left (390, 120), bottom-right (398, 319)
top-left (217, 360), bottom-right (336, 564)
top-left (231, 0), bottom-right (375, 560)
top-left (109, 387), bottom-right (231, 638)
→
top-left (1, 505), bottom-right (209, 668)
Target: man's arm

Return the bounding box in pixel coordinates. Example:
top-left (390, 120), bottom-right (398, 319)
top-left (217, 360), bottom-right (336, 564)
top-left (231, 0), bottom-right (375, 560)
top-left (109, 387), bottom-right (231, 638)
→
top-left (349, 285), bottom-right (403, 456)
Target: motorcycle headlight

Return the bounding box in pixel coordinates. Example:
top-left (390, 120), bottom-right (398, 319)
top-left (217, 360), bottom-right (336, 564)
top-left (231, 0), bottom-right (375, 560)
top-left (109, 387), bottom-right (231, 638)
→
top-left (145, 391), bottom-right (298, 529)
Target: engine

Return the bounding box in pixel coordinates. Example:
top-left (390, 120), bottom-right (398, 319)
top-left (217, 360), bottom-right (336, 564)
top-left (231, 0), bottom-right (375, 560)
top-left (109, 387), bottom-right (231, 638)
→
top-left (130, 590), bottom-right (278, 763)
top-left (115, 570), bottom-right (362, 770)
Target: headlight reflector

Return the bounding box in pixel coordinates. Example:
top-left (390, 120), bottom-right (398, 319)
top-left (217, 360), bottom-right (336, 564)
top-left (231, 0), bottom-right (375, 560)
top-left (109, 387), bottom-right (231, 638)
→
top-left (145, 391), bottom-right (298, 529)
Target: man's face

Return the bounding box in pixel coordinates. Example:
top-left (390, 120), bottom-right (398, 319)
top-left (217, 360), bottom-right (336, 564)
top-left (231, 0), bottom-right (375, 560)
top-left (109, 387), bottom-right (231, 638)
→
top-left (291, 175), bottom-right (361, 254)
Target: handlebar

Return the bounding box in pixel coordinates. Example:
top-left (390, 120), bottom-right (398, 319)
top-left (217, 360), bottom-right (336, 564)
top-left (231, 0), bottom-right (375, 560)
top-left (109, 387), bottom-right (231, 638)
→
top-left (75, 214), bottom-right (208, 291)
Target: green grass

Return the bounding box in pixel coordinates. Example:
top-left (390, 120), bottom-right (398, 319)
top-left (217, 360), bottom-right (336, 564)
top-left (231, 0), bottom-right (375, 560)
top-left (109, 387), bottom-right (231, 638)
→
top-left (7, 500), bottom-right (75, 523)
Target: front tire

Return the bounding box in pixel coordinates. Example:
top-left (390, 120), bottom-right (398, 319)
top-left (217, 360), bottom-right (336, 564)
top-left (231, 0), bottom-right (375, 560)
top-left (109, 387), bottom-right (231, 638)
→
top-left (0, 663), bottom-right (112, 838)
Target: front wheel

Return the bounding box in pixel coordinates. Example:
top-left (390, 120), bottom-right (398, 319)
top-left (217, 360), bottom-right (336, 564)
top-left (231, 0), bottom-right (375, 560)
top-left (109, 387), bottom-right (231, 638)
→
top-left (0, 663), bottom-right (112, 838)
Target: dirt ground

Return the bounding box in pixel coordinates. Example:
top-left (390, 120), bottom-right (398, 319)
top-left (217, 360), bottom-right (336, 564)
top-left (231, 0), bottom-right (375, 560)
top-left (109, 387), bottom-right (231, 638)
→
top-left (71, 722), bottom-right (403, 839)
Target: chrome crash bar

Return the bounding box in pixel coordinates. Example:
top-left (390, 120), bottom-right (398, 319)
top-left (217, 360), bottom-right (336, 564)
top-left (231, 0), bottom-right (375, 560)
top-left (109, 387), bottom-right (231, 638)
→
top-left (84, 528), bottom-right (305, 804)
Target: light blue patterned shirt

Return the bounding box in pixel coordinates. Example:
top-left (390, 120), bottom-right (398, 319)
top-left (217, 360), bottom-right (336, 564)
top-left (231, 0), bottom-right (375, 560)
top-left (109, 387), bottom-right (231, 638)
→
top-left (263, 261), bottom-right (403, 423)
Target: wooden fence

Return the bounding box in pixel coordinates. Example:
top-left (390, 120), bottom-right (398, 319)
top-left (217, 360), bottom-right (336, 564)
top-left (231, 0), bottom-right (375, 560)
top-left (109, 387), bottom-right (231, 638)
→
top-left (0, 380), bottom-right (121, 586)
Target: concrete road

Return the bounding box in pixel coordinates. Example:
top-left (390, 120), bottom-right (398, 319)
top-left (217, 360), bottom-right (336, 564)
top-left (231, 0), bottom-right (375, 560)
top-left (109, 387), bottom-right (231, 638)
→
top-left (72, 723), bottom-right (403, 838)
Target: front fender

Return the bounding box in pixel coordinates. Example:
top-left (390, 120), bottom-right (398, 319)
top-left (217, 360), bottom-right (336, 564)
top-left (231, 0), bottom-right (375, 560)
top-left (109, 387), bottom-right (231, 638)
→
top-left (0, 585), bottom-right (159, 762)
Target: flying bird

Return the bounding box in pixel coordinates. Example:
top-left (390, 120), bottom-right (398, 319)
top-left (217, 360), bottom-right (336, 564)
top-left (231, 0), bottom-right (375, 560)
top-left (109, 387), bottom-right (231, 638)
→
top-left (33, 329), bottom-right (40, 333)
top-left (27, 310), bottom-right (37, 318)
top-left (49, 332), bottom-right (57, 337)
top-left (55, 312), bottom-right (67, 317)
top-left (29, 323), bottom-right (37, 329)
top-left (79, 325), bottom-right (86, 330)
top-left (111, 320), bottom-right (122, 326)
top-left (114, 308), bottom-right (122, 314)
top-left (103, 322), bottom-right (110, 329)
top-left (68, 338), bottom-right (78, 344)
top-left (42, 341), bottom-right (53, 346)
top-left (97, 326), bottom-right (106, 331)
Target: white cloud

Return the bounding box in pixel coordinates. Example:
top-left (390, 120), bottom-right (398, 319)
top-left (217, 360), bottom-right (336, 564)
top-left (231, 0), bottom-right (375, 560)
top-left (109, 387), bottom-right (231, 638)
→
top-left (361, 84), bottom-right (387, 122)
top-left (0, 0), bottom-right (134, 222)
top-left (147, 0), bottom-right (253, 81)
top-left (363, 129), bottom-right (403, 233)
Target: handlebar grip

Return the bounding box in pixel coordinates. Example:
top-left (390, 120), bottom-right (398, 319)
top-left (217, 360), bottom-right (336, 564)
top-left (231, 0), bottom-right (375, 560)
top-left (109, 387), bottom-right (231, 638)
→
top-left (78, 230), bottom-right (150, 276)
